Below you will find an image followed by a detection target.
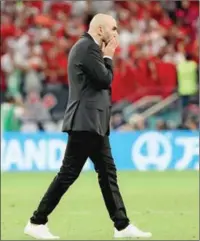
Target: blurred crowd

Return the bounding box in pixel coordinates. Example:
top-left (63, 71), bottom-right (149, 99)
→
top-left (110, 105), bottom-right (199, 131)
top-left (0, 0), bottom-right (199, 132)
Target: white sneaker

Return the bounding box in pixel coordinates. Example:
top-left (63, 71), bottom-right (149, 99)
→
top-left (114, 224), bottom-right (152, 238)
top-left (24, 221), bottom-right (60, 240)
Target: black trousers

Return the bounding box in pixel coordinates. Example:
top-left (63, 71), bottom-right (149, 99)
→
top-left (30, 131), bottom-right (130, 231)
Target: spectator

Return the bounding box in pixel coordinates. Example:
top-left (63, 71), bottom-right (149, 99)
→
top-left (156, 119), bottom-right (169, 130)
top-left (129, 114), bottom-right (147, 130)
top-left (110, 112), bottom-right (126, 130)
top-left (181, 116), bottom-right (198, 130)
top-left (163, 44), bottom-right (185, 65)
top-left (1, 95), bottom-right (24, 132)
top-left (1, 45), bottom-right (24, 99)
top-left (23, 44), bottom-right (46, 94)
top-left (177, 54), bottom-right (198, 108)
top-left (159, 0), bottom-right (177, 21)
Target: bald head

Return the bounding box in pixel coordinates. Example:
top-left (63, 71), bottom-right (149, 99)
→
top-left (89, 14), bottom-right (115, 30)
top-left (88, 13), bottom-right (118, 45)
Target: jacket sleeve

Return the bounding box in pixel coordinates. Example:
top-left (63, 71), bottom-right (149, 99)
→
top-left (82, 45), bottom-right (113, 89)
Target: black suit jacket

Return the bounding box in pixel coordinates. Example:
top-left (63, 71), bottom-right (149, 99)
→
top-left (62, 32), bottom-right (113, 136)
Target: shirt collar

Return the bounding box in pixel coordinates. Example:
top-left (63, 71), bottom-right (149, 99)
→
top-left (93, 38), bottom-right (100, 46)
top-left (87, 32), bottom-right (100, 46)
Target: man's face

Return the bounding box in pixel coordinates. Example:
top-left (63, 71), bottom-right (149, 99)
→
top-left (101, 19), bottom-right (118, 45)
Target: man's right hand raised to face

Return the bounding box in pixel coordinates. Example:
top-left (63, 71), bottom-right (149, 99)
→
top-left (102, 37), bottom-right (119, 59)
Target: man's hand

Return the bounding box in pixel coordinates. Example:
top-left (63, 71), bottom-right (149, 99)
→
top-left (102, 37), bottom-right (119, 59)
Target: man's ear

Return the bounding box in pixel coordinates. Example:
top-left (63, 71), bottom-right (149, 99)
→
top-left (98, 25), bottom-right (103, 36)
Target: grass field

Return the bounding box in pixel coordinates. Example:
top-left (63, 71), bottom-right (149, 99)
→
top-left (1, 171), bottom-right (199, 240)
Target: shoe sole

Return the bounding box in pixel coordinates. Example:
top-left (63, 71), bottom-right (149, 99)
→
top-left (24, 230), bottom-right (60, 240)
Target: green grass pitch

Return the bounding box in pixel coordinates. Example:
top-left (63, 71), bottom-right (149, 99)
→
top-left (1, 171), bottom-right (199, 240)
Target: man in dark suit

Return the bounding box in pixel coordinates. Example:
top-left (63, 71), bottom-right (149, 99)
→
top-left (24, 14), bottom-right (152, 240)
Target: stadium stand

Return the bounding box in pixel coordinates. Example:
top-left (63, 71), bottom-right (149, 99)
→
top-left (1, 0), bottom-right (199, 131)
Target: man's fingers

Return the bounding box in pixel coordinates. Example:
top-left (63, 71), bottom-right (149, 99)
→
top-left (109, 37), bottom-right (118, 49)
top-left (103, 36), bottom-right (119, 58)
top-left (107, 37), bottom-right (117, 47)
top-left (101, 42), bottom-right (106, 51)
